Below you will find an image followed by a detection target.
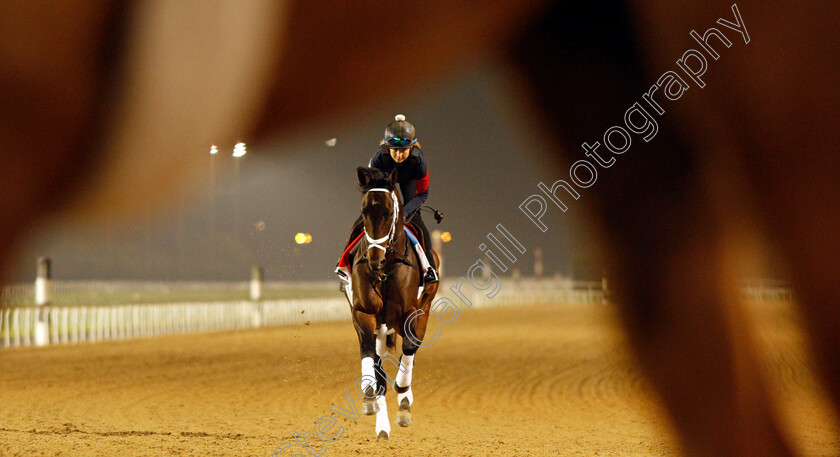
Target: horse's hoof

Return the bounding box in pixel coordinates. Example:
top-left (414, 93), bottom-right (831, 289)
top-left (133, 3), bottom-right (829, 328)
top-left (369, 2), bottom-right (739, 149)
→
top-left (395, 411), bottom-right (412, 427)
top-left (362, 401), bottom-right (379, 415)
top-left (377, 431), bottom-right (389, 441)
top-left (361, 386), bottom-right (379, 415)
top-left (395, 398), bottom-right (412, 427)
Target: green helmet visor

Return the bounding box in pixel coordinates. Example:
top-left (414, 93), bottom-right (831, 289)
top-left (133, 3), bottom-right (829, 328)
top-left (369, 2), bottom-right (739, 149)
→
top-left (386, 137), bottom-right (416, 149)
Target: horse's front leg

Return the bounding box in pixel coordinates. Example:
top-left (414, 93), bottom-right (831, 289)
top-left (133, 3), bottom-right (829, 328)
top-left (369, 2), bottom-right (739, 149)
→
top-left (353, 310), bottom-right (381, 417)
top-left (395, 306), bottom-right (429, 427)
top-left (373, 323), bottom-right (390, 440)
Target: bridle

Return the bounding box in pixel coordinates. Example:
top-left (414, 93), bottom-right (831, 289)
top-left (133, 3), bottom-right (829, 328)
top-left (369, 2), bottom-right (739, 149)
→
top-left (360, 187), bottom-right (408, 286)
top-left (363, 188), bottom-right (399, 256)
top-left (356, 187), bottom-right (417, 290)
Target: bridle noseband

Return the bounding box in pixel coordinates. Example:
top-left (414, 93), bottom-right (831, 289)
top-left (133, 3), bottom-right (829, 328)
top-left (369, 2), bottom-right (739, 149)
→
top-left (363, 188), bottom-right (399, 258)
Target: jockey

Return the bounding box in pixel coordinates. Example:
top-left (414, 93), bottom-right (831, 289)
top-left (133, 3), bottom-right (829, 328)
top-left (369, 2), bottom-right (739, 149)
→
top-left (335, 114), bottom-right (439, 286)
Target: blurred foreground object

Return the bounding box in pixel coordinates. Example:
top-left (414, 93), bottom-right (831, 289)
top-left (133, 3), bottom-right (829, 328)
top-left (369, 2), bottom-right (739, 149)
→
top-left (1, 1), bottom-right (839, 457)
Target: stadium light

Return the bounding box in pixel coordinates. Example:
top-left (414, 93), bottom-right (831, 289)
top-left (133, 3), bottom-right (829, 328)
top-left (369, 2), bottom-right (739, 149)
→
top-left (210, 145), bottom-right (218, 155)
top-left (232, 142), bottom-right (247, 157)
top-left (295, 233), bottom-right (313, 245)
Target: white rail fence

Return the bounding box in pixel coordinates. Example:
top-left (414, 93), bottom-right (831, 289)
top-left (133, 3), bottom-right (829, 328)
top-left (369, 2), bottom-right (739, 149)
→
top-left (0, 299), bottom-right (348, 349)
top-left (0, 279), bottom-right (792, 349)
top-left (0, 280), bottom-right (335, 307)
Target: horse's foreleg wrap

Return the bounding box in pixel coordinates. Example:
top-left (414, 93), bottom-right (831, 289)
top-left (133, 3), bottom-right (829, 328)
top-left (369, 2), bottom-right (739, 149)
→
top-left (374, 325), bottom-right (389, 397)
top-left (395, 354), bottom-right (414, 391)
top-left (375, 395), bottom-right (390, 435)
top-left (396, 354), bottom-right (414, 407)
top-left (375, 324), bottom-right (388, 356)
top-left (360, 357), bottom-right (376, 397)
top-left (397, 386), bottom-right (413, 407)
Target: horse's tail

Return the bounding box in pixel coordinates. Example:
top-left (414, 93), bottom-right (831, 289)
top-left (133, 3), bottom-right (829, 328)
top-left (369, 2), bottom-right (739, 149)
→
top-left (386, 332), bottom-right (397, 353)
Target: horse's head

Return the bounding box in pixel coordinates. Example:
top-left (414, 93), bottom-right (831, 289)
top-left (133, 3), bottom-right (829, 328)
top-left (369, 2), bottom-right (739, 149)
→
top-left (357, 166), bottom-right (400, 274)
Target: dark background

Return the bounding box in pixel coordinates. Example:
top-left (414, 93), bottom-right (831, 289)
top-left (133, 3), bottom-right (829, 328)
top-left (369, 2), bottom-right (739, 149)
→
top-left (8, 58), bottom-right (604, 283)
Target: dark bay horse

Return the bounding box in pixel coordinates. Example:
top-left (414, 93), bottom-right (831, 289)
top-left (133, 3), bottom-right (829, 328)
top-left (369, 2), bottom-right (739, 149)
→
top-left (349, 166), bottom-right (440, 441)
top-left (4, 2), bottom-right (840, 456)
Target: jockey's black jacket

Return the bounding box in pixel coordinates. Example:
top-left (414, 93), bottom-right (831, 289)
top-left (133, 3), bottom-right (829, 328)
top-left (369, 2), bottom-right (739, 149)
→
top-left (369, 145), bottom-right (429, 219)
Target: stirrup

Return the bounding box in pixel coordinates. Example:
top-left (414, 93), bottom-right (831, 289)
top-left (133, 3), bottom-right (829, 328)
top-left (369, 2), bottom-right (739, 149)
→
top-left (423, 267), bottom-right (439, 285)
top-left (336, 267), bottom-right (354, 303)
top-left (335, 266), bottom-right (350, 283)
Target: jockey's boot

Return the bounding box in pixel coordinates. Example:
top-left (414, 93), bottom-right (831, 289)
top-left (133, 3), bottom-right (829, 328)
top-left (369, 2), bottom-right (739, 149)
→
top-left (335, 266), bottom-right (350, 292)
top-left (423, 266), bottom-right (439, 285)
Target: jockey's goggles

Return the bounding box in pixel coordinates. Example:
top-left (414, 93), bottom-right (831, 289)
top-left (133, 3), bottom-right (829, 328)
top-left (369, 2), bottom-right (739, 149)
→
top-left (386, 137), bottom-right (416, 149)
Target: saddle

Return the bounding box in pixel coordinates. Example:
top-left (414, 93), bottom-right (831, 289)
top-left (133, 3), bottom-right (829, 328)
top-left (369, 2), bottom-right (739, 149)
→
top-left (404, 221), bottom-right (426, 255)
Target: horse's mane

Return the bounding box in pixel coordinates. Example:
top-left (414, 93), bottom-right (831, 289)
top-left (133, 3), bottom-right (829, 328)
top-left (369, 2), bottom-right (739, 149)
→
top-left (358, 167), bottom-right (393, 192)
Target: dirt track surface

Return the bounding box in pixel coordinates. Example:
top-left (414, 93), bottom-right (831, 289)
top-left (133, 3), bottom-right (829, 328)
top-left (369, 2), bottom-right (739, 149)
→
top-left (0, 302), bottom-right (837, 456)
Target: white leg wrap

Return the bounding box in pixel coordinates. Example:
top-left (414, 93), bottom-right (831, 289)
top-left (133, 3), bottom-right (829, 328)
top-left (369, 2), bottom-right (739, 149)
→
top-left (375, 324), bottom-right (388, 356)
top-left (360, 357), bottom-right (376, 395)
top-left (397, 386), bottom-right (413, 407)
top-left (395, 354), bottom-right (414, 389)
top-left (375, 395), bottom-right (390, 435)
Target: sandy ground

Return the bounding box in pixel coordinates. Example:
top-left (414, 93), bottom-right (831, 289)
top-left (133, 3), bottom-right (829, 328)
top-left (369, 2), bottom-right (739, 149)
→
top-left (0, 301), bottom-right (836, 457)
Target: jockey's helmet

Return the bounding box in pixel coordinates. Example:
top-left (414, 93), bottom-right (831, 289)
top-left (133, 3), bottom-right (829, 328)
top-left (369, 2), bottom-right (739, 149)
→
top-left (384, 114), bottom-right (416, 149)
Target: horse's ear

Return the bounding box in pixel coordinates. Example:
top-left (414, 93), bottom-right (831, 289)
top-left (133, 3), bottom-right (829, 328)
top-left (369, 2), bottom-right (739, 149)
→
top-left (388, 168), bottom-right (397, 188)
top-left (357, 167), bottom-right (370, 187)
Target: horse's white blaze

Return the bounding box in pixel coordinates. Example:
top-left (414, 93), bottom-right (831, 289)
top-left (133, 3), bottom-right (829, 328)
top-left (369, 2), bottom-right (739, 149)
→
top-left (375, 395), bottom-right (390, 435)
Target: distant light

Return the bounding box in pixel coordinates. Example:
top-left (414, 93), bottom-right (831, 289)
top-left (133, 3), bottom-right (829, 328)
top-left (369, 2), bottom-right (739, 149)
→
top-left (325, 138), bottom-right (337, 147)
top-left (304, 234), bottom-right (312, 244)
top-left (441, 232), bottom-right (452, 243)
top-left (295, 233), bottom-right (312, 245)
top-left (210, 145), bottom-right (218, 155)
top-left (232, 142), bottom-right (247, 157)
top-left (255, 221), bottom-right (266, 231)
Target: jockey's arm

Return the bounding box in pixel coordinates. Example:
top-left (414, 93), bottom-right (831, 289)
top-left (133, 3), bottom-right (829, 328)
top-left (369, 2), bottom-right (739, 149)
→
top-left (403, 187), bottom-right (428, 219)
top-left (403, 163), bottom-right (429, 219)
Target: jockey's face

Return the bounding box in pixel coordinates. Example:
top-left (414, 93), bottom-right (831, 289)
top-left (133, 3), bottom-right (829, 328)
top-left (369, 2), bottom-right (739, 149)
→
top-left (389, 147), bottom-right (410, 163)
